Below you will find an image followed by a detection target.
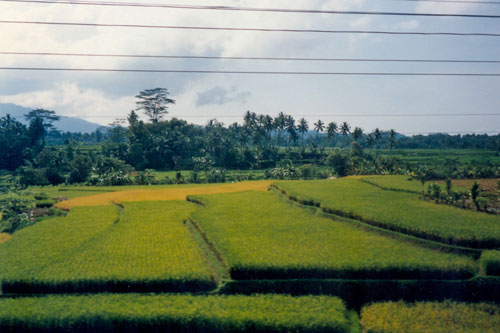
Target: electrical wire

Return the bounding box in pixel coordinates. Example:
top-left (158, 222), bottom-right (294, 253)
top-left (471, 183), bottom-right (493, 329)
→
top-left (1, 0), bottom-right (500, 18)
top-left (1, 20), bottom-right (499, 37)
top-left (1, 66), bottom-right (500, 75)
top-left (2, 51), bottom-right (500, 64)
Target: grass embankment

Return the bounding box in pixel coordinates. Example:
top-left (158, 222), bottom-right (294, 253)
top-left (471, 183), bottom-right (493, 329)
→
top-left (0, 201), bottom-right (215, 293)
top-left (190, 191), bottom-right (475, 280)
top-left (55, 180), bottom-right (271, 210)
top-left (360, 301), bottom-right (500, 333)
top-left (275, 179), bottom-right (500, 248)
top-left (480, 251), bottom-right (500, 276)
top-left (0, 294), bottom-right (356, 333)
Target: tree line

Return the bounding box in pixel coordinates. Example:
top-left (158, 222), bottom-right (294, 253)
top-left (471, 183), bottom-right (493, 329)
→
top-left (1, 87), bottom-right (499, 187)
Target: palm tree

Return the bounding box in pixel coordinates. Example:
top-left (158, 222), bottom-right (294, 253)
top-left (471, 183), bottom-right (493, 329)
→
top-left (352, 127), bottom-right (363, 142)
top-left (340, 122), bottom-right (351, 136)
top-left (285, 115), bottom-right (297, 148)
top-left (327, 122), bottom-right (338, 147)
top-left (389, 129), bottom-right (397, 149)
top-left (274, 112), bottom-right (286, 147)
top-left (340, 122), bottom-right (351, 146)
top-left (314, 119), bottom-right (325, 146)
top-left (297, 118), bottom-right (309, 147)
top-left (263, 115), bottom-right (274, 147)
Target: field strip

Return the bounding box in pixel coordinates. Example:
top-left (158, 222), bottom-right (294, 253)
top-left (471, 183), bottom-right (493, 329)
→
top-left (0, 294), bottom-right (357, 332)
top-left (184, 218), bottom-right (230, 286)
top-left (272, 180), bottom-right (498, 251)
top-left (55, 181), bottom-right (272, 209)
top-left (270, 186), bottom-right (482, 258)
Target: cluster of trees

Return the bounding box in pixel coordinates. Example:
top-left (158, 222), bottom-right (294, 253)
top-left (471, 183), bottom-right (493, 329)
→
top-left (423, 179), bottom-right (500, 214)
top-left (1, 87), bottom-right (500, 187)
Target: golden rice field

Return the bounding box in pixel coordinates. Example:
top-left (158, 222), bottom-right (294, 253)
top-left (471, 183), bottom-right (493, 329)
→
top-left (55, 181), bottom-right (272, 210)
top-left (0, 233), bottom-right (10, 243)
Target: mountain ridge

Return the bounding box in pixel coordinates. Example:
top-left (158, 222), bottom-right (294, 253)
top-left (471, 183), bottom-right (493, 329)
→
top-left (0, 103), bottom-right (103, 133)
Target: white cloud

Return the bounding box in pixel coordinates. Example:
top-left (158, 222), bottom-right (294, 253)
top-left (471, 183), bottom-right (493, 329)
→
top-left (0, 83), bottom-right (134, 125)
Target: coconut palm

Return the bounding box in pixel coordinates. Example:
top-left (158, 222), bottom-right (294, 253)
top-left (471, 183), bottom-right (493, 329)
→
top-left (297, 118), bottom-right (309, 147)
top-left (274, 112), bottom-right (287, 147)
top-left (327, 122), bottom-right (338, 146)
top-left (352, 127), bottom-right (363, 142)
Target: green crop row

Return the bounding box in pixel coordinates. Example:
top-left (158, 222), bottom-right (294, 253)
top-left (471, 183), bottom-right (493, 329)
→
top-left (0, 201), bottom-right (215, 293)
top-left (0, 294), bottom-right (355, 333)
top-left (360, 301), bottom-right (500, 333)
top-left (480, 250), bottom-right (500, 276)
top-left (189, 191), bottom-right (475, 280)
top-left (275, 179), bottom-right (500, 248)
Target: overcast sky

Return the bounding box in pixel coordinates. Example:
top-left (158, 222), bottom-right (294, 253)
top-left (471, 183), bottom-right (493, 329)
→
top-left (0, 0), bottom-right (499, 134)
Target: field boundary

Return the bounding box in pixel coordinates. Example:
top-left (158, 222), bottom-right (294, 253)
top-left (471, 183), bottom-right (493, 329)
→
top-left (184, 218), bottom-right (230, 288)
top-left (359, 178), bottom-right (421, 194)
top-left (270, 186), bottom-right (482, 258)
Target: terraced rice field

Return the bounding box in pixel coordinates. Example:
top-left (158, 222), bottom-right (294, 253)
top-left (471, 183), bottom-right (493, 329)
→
top-left (0, 294), bottom-right (356, 333)
top-left (55, 180), bottom-right (271, 210)
top-left (0, 201), bottom-right (214, 293)
top-left (2, 177), bottom-right (500, 332)
top-left (360, 301), bottom-right (500, 333)
top-left (190, 191), bottom-right (476, 280)
top-left (275, 179), bottom-right (500, 248)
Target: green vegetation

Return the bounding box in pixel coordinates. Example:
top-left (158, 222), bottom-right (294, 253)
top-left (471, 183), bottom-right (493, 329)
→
top-left (190, 191), bottom-right (475, 280)
top-left (360, 301), bottom-right (500, 333)
top-left (275, 179), bottom-right (500, 248)
top-left (480, 250), bottom-right (500, 276)
top-left (0, 294), bottom-right (356, 332)
top-left (0, 201), bottom-right (215, 293)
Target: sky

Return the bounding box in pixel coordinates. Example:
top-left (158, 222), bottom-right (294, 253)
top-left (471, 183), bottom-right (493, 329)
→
top-left (0, 0), bottom-right (499, 135)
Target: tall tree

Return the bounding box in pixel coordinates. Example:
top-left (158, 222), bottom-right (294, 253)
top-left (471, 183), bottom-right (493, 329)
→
top-left (24, 109), bottom-right (60, 148)
top-left (340, 122), bottom-right (351, 136)
top-left (389, 129), bottom-right (397, 149)
top-left (297, 118), bottom-right (309, 147)
top-left (135, 88), bottom-right (175, 123)
top-left (274, 112), bottom-right (287, 146)
top-left (0, 115), bottom-right (30, 171)
top-left (352, 127), bottom-right (363, 142)
top-left (327, 122), bottom-right (338, 146)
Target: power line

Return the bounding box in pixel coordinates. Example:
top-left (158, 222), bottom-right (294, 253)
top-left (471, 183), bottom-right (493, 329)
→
top-left (390, 0), bottom-right (500, 5)
top-left (1, 20), bottom-right (499, 37)
top-left (2, 0), bottom-right (500, 18)
top-left (2, 51), bottom-right (500, 64)
top-left (1, 66), bottom-right (500, 75)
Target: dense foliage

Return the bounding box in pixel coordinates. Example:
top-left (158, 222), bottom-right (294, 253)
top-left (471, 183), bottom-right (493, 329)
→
top-left (1, 89), bottom-right (499, 187)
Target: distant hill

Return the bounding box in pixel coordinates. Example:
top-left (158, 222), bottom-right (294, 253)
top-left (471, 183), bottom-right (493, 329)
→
top-left (0, 103), bottom-right (103, 133)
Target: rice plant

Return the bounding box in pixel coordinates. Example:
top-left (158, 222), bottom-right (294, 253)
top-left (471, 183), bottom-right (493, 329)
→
top-left (275, 179), bottom-right (500, 248)
top-left (190, 191), bottom-right (476, 280)
top-left (360, 301), bottom-right (500, 333)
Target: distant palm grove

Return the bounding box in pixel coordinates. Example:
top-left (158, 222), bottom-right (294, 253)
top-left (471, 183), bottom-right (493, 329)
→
top-left (1, 88), bottom-right (500, 187)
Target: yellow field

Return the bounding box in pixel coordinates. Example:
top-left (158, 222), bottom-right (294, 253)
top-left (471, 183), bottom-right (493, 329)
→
top-left (0, 233), bottom-right (11, 244)
top-left (55, 181), bottom-right (272, 209)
